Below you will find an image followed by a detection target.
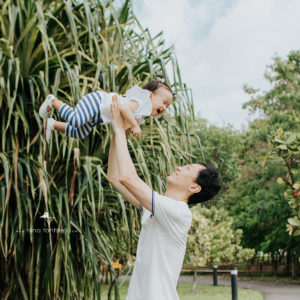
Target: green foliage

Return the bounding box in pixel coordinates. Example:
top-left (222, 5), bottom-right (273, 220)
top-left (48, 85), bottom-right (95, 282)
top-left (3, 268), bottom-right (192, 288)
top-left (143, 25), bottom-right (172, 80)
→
top-left (272, 129), bottom-right (300, 236)
top-left (225, 173), bottom-right (292, 252)
top-left (243, 50), bottom-right (300, 131)
top-left (0, 0), bottom-right (197, 298)
top-left (222, 51), bottom-right (300, 257)
top-left (243, 50), bottom-right (300, 239)
top-left (192, 119), bottom-right (241, 186)
top-left (185, 206), bottom-right (254, 266)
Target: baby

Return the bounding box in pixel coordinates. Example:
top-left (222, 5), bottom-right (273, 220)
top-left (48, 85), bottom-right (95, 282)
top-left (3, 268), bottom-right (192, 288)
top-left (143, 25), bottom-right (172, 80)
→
top-left (39, 80), bottom-right (173, 142)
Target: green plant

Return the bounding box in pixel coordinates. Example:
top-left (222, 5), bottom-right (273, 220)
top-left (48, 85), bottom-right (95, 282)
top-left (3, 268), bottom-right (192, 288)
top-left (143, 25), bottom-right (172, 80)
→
top-left (272, 129), bottom-right (300, 236)
top-left (185, 206), bottom-right (254, 267)
top-left (0, 0), bottom-right (197, 298)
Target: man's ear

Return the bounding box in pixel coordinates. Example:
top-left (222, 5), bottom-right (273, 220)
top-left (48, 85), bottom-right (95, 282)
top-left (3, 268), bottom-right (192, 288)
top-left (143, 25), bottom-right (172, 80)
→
top-left (149, 91), bottom-right (153, 99)
top-left (189, 184), bottom-right (201, 194)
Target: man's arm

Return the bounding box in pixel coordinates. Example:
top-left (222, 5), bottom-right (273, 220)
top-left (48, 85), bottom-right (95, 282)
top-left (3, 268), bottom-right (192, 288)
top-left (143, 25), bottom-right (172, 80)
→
top-left (107, 133), bottom-right (141, 209)
top-left (110, 96), bottom-right (153, 212)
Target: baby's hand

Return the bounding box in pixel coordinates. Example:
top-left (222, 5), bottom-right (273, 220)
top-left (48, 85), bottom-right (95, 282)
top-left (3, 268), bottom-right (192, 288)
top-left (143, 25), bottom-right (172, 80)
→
top-left (132, 125), bottom-right (142, 138)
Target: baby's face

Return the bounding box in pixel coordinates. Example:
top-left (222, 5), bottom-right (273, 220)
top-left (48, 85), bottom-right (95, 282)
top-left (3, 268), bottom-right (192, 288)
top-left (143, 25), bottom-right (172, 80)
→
top-left (150, 87), bottom-right (173, 117)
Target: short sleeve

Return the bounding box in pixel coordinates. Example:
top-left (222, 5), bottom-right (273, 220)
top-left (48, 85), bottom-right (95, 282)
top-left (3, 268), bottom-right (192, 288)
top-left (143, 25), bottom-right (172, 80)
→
top-left (153, 192), bottom-right (192, 235)
top-left (125, 85), bottom-right (152, 118)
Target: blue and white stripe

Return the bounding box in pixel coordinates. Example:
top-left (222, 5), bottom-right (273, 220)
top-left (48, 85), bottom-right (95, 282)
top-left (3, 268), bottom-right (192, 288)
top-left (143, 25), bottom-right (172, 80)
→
top-left (59, 92), bottom-right (102, 140)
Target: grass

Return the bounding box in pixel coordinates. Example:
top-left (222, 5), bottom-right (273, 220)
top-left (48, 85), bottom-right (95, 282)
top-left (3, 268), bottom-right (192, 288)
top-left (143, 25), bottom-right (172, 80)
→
top-left (101, 281), bottom-right (263, 300)
top-left (238, 273), bottom-right (300, 284)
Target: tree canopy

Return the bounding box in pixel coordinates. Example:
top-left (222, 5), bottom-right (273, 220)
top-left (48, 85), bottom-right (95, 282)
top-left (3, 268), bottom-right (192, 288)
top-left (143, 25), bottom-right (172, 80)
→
top-left (221, 50), bottom-right (300, 262)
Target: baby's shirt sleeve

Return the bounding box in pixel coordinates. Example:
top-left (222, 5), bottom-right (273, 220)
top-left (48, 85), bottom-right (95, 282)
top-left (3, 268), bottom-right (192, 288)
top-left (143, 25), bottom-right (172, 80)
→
top-left (125, 85), bottom-right (152, 118)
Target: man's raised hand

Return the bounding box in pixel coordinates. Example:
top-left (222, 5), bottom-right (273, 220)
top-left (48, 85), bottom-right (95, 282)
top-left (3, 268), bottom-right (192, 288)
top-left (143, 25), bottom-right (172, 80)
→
top-left (110, 95), bottom-right (124, 132)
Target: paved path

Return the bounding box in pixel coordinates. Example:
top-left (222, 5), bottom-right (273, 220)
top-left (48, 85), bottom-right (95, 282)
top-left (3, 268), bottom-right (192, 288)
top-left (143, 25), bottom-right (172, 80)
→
top-left (179, 275), bottom-right (300, 300)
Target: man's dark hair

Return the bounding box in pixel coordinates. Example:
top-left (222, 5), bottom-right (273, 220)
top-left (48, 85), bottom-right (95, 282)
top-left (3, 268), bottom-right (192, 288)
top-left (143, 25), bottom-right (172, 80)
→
top-left (143, 80), bottom-right (173, 95)
top-left (188, 162), bottom-right (221, 206)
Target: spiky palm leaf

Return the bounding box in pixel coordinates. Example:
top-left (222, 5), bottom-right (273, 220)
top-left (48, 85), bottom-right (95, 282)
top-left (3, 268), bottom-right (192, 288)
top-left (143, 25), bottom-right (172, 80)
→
top-left (0, 0), bottom-right (197, 299)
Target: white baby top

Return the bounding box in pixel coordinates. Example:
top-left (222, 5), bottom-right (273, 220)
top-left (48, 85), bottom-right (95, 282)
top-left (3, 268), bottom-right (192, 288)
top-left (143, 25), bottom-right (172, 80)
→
top-left (98, 85), bottom-right (152, 125)
top-left (126, 192), bottom-right (192, 300)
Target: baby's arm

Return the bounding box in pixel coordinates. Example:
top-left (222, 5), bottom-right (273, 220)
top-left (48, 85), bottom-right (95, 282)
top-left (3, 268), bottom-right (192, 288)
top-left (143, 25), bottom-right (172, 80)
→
top-left (119, 100), bottom-right (141, 137)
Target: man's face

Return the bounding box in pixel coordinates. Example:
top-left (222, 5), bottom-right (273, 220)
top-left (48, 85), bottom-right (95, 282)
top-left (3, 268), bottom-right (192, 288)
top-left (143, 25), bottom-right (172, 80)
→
top-left (166, 164), bottom-right (206, 189)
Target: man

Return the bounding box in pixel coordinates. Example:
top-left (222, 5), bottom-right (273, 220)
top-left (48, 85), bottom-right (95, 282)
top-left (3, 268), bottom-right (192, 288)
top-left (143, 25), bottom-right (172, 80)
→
top-left (107, 96), bottom-right (221, 300)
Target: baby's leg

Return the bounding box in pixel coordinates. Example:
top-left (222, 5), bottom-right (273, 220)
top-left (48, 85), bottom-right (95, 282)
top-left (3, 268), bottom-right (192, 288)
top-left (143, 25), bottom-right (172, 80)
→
top-left (51, 99), bottom-right (64, 112)
top-left (51, 121), bottom-right (94, 140)
top-left (58, 93), bottom-right (101, 128)
top-left (54, 121), bottom-right (67, 133)
top-left (64, 122), bottom-right (95, 140)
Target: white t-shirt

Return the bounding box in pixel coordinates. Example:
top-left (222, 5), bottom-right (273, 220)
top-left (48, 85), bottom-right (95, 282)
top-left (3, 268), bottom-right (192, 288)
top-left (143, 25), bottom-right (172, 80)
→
top-left (126, 192), bottom-right (192, 300)
top-left (99, 85), bottom-right (152, 125)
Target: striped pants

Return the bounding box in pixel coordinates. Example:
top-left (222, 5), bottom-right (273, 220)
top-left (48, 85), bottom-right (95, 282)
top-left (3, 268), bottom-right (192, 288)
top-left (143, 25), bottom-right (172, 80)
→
top-left (59, 92), bottom-right (102, 140)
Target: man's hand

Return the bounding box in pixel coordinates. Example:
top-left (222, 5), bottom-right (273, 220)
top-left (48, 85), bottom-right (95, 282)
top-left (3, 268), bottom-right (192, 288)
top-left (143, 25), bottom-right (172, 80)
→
top-left (110, 95), bottom-right (125, 132)
top-left (131, 124), bottom-right (142, 138)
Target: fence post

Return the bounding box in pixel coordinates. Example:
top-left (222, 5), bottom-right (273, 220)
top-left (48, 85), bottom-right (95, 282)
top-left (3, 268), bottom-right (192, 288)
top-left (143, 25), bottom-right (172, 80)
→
top-left (231, 267), bottom-right (238, 300)
top-left (213, 265), bottom-right (218, 286)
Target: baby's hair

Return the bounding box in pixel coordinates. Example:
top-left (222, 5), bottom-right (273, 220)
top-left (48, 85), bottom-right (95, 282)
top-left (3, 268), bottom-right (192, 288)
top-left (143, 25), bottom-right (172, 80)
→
top-left (143, 79), bottom-right (172, 95)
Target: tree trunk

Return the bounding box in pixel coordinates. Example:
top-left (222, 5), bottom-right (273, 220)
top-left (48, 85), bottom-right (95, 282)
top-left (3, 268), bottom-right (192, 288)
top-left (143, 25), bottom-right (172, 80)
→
top-left (259, 262), bottom-right (263, 276)
top-left (291, 253), bottom-right (296, 279)
top-left (285, 251), bottom-right (290, 275)
top-left (192, 270), bottom-right (197, 293)
top-left (272, 254), bottom-right (278, 276)
top-left (291, 254), bottom-right (299, 278)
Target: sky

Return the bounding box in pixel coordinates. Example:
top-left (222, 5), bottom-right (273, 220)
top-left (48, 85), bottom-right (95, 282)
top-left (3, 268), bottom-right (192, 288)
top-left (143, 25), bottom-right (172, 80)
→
top-left (133, 0), bottom-right (300, 129)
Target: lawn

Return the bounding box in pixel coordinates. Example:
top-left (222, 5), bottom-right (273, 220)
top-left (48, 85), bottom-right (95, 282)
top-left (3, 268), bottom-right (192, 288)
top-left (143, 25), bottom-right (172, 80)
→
top-left (101, 281), bottom-right (263, 300)
top-left (238, 274), bottom-right (300, 284)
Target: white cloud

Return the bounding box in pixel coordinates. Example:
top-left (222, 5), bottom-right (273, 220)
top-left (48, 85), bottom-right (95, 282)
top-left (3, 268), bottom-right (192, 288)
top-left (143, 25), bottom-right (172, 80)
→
top-left (135, 0), bottom-right (191, 41)
top-left (134, 0), bottom-right (300, 129)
